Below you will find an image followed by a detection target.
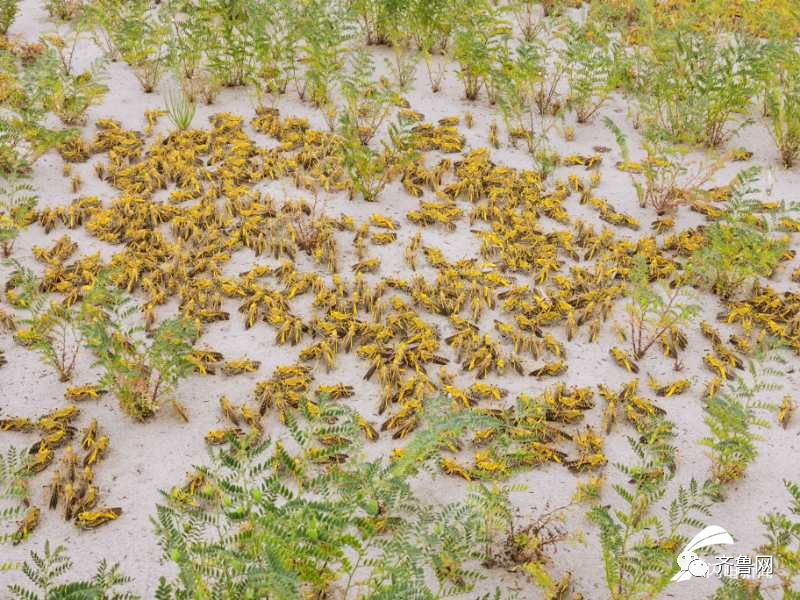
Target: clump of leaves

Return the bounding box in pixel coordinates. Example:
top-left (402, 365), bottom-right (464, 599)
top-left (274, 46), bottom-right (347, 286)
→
top-left (0, 176), bottom-right (37, 257)
top-left (336, 51), bottom-right (400, 143)
top-left (44, 0), bottom-right (82, 21)
top-left (495, 40), bottom-right (562, 178)
top-left (374, 1), bottom-right (417, 90)
top-left (624, 254), bottom-right (700, 360)
top-left (108, 0), bottom-right (170, 93)
top-left (154, 399), bottom-right (517, 599)
top-left (759, 479), bottom-right (800, 594)
top-left (409, 0), bottom-right (455, 93)
top-left (564, 22), bottom-right (622, 124)
top-left (452, 1), bottom-right (508, 101)
top-left (0, 43), bottom-right (73, 174)
top-left (247, 0), bottom-right (299, 108)
top-left (701, 348), bottom-right (783, 489)
top-left (340, 118), bottom-right (417, 202)
top-left (81, 0), bottom-right (126, 61)
top-left (765, 44), bottom-right (800, 168)
top-left (508, 0), bottom-right (544, 42)
top-left (6, 262), bottom-right (82, 382)
top-left (193, 0), bottom-right (258, 89)
top-left (24, 35), bottom-right (108, 126)
top-left (7, 541), bottom-right (137, 599)
top-left (0, 446), bottom-right (30, 561)
top-left (0, 0), bottom-right (19, 34)
top-left (635, 27), bottom-right (768, 147)
top-left (471, 483), bottom-right (577, 596)
top-left (589, 426), bottom-right (718, 600)
top-left (685, 168), bottom-right (789, 299)
top-left (297, 0), bottom-right (353, 107)
top-left (78, 273), bottom-right (198, 421)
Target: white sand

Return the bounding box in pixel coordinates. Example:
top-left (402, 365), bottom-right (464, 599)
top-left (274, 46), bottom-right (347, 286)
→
top-left (2, 1), bottom-right (799, 597)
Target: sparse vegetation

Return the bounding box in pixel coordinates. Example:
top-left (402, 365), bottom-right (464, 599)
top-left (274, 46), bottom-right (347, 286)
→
top-left (759, 479), bottom-right (800, 594)
top-left (685, 168), bottom-right (789, 299)
top-left (153, 400), bottom-right (548, 599)
top-left (0, 177), bottom-right (37, 257)
top-left (164, 87), bottom-right (195, 132)
top-left (78, 273), bottom-right (198, 421)
top-left (0, 446), bottom-right (30, 558)
top-left (7, 541), bottom-right (137, 599)
top-left (590, 430), bottom-right (717, 600)
top-left (0, 0), bottom-right (19, 34)
top-left (624, 254), bottom-right (700, 360)
top-left (701, 348), bottom-right (784, 489)
top-left (6, 262), bottom-right (83, 382)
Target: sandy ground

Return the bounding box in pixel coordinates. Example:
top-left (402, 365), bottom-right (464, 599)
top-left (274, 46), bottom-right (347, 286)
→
top-left (1, 1), bottom-right (799, 598)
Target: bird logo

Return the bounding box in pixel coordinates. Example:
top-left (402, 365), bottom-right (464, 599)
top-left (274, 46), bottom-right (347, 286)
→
top-left (671, 525), bottom-right (734, 582)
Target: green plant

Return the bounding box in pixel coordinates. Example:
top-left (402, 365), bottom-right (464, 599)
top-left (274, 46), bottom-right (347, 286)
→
top-left (112, 0), bottom-right (171, 93)
top-left (337, 52), bottom-right (400, 143)
top-left (710, 477), bottom-right (800, 598)
top-left (0, 111), bottom-right (70, 175)
top-left (685, 168), bottom-right (789, 299)
top-left (160, 5), bottom-right (199, 81)
top-left (164, 87), bottom-right (196, 132)
top-left (0, 446), bottom-right (30, 561)
top-left (0, 0), bottom-right (19, 33)
top-left (81, 0), bottom-right (127, 61)
top-left (564, 22), bottom-right (622, 123)
top-left (153, 399), bottom-right (501, 599)
top-left (452, 1), bottom-right (508, 101)
top-left (765, 44), bottom-right (800, 168)
top-left (340, 118), bottom-right (417, 202)
top-left (7, 541), bottom-right (138, 599)
top-left (589, 429), bottom-right (718, 600)
top-left (44, 0), bottom-right (82, 21)
top-left (701, 349), bottom-right (783, 489)
top-left (0, 176), bottom-right (37, 257)
top-left (508, 0), bottom-right (544, 42)
top-left (408, 0), bottom-right (455, 93)
top-left (469, 483), bottom-right (576, 595)
top-left (248, 0), bottom-right (299, 107)
top-left (605, 117), bottom-right (727, 213)
top-left (0, 46), bottom-right (73, 174)
top-left (376, 1), bottom-right (418, 90)
top-left (624, 254), bottom-right (700, 360)
top-left (6, 262), bottom-right (83, 382)
top-left (193, 0), bottom-right (259, 88)
top-left (636, 28), bottom-right (768, 147)
top-left (24, 35), bottom-right (108, 126)
top-left (759, 479), bottom-right (800, 595)
top-left (297, 0), bottom-right (352, 107)
top-left (495, 41), bottom-right (562, 178)
top-left (78, 273), bottom-right (198, 421)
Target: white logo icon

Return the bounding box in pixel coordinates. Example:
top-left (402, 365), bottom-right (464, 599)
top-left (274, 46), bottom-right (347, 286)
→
top-left (672, 525), bottom-right (734, 582)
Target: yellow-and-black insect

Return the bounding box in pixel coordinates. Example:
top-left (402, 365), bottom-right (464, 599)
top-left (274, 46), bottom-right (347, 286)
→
top-left (703, 354), bottom-right (736, 381)
top-left (13, 507), bottom-right (39, 545)
top-left (778, 396), bottom-right (795, 429)
top-left (83, 435), bottom-right (108, 467)
top-left (64, 385), bottom-right (106, 402)
top-left (529, 360), bottom-right (567, 378)
top-left (220, 359), bottom-right (261, 375)
top-left (75, 507), bottom-right (122, 529)
top-left (205, 428), bottom-right (243, 445)
top-left (610, 347), bottom-right (639, 373)
top-left (648, 375), bottom-right (690, 397)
